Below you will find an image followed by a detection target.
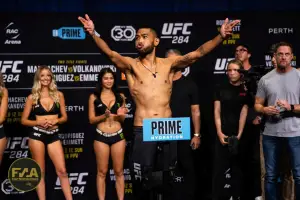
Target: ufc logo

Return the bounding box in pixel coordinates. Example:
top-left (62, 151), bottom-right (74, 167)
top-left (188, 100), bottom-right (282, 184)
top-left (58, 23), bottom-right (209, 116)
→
top-left (33, 133), bottom-right (41, 137)
top-left (161, 23), bottom-right (192, 35)
top-left (0, 61), bottom-right (23, 73)
top-left (125, 103), bottom-right (132, 112)
top-left (56, 172), bottom-right (88, 186)
top-left (133, 163), bottom-right (141, 181)
top-left (213, 58), bottom-right (234, 74)
top-left (6, 137), bottom-right (29, 150)
top-left (182, 67), bottom-right (190, 76)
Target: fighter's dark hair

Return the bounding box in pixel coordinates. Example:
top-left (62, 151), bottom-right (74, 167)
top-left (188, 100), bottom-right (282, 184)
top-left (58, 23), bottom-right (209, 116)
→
top-left (137, 27), bottom-right (159, 38)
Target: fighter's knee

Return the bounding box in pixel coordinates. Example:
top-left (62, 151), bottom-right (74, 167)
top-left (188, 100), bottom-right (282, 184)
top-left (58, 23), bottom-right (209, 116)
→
top-left (97, 169), bottom-right (107, 178)
top-left (114, 169), bottom-right (124, 178)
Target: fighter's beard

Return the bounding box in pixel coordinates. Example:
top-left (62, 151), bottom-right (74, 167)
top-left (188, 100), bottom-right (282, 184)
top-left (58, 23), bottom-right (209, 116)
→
top-left (138, 46), bottom-right (155, 57)
top-left (277, 64), bottom-right (288, 72)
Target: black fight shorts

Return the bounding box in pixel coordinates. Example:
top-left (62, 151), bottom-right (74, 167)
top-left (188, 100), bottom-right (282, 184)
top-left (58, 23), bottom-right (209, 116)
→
top-left (29, 126), bottom-right (60, 145)
top-left (94, 128), bottom-right (125, 146)
top-left (131, 126), bottom-right (158, 180)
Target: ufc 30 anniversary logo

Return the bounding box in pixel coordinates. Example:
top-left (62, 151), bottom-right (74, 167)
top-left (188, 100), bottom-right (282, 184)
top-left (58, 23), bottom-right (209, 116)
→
top-left (111, 26), bottom-right (136, 41)
top-left (8, 158), bottom-right (42, 192)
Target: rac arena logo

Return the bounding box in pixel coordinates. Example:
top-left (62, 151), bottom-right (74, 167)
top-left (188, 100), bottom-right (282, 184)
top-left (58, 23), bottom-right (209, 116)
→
top-left (4, 22), bottom-right (21, 45)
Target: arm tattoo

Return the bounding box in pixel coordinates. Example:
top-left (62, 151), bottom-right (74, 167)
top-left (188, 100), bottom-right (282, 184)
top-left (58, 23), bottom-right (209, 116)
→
top-left (182, 54), bottom-right (191, 62)
top-left (198, 45), bottom-right (206, 56)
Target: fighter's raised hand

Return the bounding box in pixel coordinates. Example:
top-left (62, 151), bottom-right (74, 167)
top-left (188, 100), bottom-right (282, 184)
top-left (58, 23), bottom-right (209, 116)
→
top-left (220, 18), bottom-right (240, 39)
top-left (77, 14), bottom-right (132, 70)
top-left (78, 14), bottom-right (95, 35)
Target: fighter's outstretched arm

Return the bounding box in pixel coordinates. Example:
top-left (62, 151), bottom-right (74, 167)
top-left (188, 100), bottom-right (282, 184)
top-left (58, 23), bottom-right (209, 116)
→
top-left (171, 18), bottom-right (240, 69)
top-left (78, 14), bottom-right (132, 71)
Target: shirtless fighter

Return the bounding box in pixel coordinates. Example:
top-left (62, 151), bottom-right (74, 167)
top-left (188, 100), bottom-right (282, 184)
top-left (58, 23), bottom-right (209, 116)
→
top-left (78, 14), bottom-right (239, 199)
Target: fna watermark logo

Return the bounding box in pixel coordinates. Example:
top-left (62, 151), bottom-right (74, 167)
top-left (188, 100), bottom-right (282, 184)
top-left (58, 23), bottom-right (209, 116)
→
top-left (8, 158), bottom-right (42, 192)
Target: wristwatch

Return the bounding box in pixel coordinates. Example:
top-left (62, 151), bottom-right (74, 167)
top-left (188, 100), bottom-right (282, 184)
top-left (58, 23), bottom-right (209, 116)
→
top-left (291, 104), bottom-right (295, 112)
top-left (194, 133), bottom-right (201, 138)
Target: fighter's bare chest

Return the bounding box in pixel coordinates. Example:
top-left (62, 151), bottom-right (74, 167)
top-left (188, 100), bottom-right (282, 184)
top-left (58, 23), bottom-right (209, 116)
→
top-left (133, 61), bottom-right (171, 78)
top-left (132, 69), bottom-right (172, 85)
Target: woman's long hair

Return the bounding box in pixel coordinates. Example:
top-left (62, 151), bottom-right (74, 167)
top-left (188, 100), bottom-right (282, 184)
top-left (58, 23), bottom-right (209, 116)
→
top-left (94, 68), bottom-right (120, 100)
top-left (32, 66), bottom-right (59, 104)
top-left (0, 72), bottom-right (5, 101)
